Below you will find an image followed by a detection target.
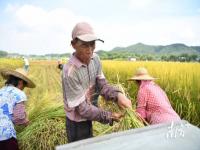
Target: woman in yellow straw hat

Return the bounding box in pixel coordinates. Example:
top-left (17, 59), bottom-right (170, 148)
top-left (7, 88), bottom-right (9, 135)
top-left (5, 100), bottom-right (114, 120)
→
top-left (128, 67), bottom-right (180, 125)
top-left (0, 68), bottom-right (35, 150)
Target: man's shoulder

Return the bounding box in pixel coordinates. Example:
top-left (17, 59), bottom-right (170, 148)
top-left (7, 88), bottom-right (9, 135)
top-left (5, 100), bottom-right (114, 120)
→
top-left (93, 53), bottom-right (100, 60)
top-left (92, 53), bottom-right (101, 65)
top-left (62, 63), bottom-right (77, 78)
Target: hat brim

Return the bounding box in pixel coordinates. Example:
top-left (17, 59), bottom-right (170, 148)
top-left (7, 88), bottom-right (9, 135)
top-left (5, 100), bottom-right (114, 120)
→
top-left (128, 75), bottom-right (157, 81)
top-left (0, 69), bottom-right (36, 88)
top-left (77, 34), bottom-right (104, 42)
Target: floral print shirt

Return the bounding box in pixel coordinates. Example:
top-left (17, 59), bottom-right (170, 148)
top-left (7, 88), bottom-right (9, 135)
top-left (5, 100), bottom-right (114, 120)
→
top-left (0, 85), bottom-right (27, 141)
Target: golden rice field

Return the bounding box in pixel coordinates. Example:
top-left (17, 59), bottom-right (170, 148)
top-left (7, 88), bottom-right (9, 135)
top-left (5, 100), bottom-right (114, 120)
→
top-left (0, 58), bottom-right (200, 150)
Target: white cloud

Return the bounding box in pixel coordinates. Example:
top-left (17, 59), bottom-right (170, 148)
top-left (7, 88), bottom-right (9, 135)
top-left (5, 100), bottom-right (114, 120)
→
top-left (15, 5), bottom-right (48, 27)
top-left (0, 4), bottom-right (94, 54)
top-left (0, 3), bottom-right (200, 55)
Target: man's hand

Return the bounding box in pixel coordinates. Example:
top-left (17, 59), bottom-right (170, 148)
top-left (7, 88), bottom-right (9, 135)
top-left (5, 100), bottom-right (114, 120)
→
top-left (111, 112), bottom-right (123, 122)
top-left (117, 93), bottom-right (132, 109)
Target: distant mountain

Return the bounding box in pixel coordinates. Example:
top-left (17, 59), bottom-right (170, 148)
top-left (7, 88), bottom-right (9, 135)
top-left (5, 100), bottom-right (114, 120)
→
top-left (1, 43), bottom-right (200, 60)
top-left (108, 43), bottom-right (200, 55)
top-left (191, 46), bottom-right (200, 53)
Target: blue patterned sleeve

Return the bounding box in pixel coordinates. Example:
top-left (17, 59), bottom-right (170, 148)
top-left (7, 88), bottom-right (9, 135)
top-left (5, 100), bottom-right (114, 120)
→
top-left (14, 90), bottom-right (27, 104)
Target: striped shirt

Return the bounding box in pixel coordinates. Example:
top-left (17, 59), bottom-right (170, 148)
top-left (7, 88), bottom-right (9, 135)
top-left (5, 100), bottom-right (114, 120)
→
top-left (62, 53), bottom-right (120, 123)
top-left (136, 81), bottom-right (181, 125)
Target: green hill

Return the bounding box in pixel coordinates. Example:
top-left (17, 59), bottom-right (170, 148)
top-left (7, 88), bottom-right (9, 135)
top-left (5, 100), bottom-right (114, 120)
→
top-left (109, 43), bottom-right (200, 55)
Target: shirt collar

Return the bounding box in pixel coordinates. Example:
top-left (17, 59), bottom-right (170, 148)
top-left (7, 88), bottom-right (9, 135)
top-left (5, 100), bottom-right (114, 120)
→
top-left (69, 53), bottom-right (94, 68)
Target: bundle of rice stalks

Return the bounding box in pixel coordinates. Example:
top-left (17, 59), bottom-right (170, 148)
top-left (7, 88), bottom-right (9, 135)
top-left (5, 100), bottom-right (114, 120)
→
top-left (116, 108), bottom-right (146, 130)
top-left (93, 121), bottom-right (110, 136)
top-left (98, 83), bottom-right (133, 112)
top-left (17, 106), bottom-right (67, 150)
top-left (97, 83), bottom-right (147, 136)
top-left (97, 108), bottom-right (146, 136)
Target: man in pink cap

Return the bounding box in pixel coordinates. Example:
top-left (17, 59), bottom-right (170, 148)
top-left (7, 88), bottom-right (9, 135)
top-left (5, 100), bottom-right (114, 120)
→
top-left (62, 22), bottom-right (132, 142)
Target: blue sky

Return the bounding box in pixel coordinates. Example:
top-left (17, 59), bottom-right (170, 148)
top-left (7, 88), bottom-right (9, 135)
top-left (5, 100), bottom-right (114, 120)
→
top-left (0, 0), bottom-right (200, 55)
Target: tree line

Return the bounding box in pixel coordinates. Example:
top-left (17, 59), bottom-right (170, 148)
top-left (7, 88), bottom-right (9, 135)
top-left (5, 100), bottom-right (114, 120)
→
top-left (98, 52), bottom-right (200, 62)
top-left (1, 50), bottom-right (199, 62)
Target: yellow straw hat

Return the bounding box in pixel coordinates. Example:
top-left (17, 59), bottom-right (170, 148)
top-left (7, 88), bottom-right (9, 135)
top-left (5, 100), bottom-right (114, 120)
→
top-left (128, 67), bottom-right (156, 81)
top-left (0, 68), bottom-right (36, 88)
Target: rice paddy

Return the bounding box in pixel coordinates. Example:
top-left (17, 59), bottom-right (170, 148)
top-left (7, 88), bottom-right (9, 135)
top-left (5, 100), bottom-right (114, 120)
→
top-left (0, 58), bottom-right (199, 150)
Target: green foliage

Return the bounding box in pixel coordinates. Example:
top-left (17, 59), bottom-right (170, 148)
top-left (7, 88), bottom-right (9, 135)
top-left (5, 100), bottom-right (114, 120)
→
top-left (0, 50), bottom-right (8, 57)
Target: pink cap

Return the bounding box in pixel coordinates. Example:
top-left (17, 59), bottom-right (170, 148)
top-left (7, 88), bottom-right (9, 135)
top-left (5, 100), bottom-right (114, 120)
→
top-left (72, 22), bottom-right (104, 42)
